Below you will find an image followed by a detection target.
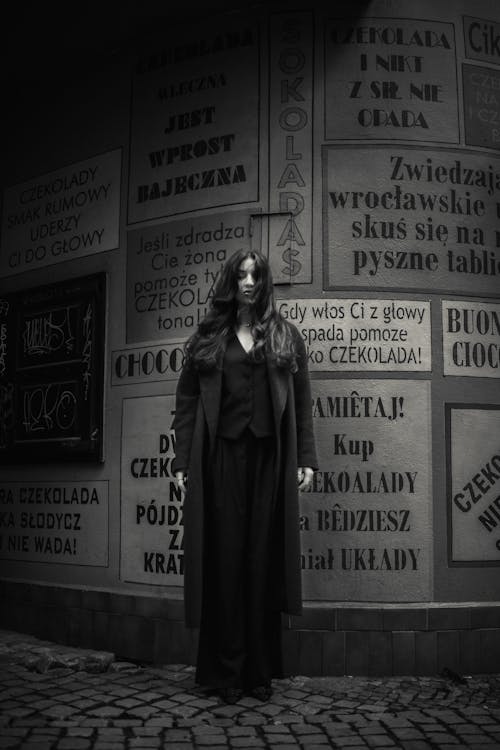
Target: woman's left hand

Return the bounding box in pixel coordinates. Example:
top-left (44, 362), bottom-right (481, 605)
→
top-left (297, 466), bottom-right (314, 491)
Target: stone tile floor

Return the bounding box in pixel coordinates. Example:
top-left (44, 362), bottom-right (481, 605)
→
top-left (0, 630), bottom-right (499, 749)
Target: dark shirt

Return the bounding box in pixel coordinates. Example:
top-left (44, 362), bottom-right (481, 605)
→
top-left (217, 333), bottom-right (274, 439)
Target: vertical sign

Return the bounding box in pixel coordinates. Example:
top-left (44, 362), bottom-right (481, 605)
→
top-left (120, 396), bottom-right (183, 585)
top-left (128, 21), bottom-right (260, 223)
top-left (302, 380), bottom-right (432, 601)
top-left (268, 13), bottom-right (313, 284)
top-left (447, 405), bottom-right (500, 564)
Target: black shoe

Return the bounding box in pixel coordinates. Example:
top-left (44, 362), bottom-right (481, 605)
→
top-left (219, 687), bottom-right (243, 704)
top-left (250, 685), bottom-right (272, 701)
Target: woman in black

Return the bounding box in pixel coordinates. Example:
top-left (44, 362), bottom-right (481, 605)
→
top-left (172, 250), bottom-right (317, 704)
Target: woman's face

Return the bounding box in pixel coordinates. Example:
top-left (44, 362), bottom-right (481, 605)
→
top-left (236, 256), bottom-right (258, 307)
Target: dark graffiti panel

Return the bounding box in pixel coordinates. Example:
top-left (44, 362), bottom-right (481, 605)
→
top-left (0, 274), bottom-right (105, 462)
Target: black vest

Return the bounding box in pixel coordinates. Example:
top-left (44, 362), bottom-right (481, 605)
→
top-left (217, 333), bottom-right (274, 439)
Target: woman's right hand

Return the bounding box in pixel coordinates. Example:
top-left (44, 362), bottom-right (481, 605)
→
top-left (174, 471), bottom-right (188, 497)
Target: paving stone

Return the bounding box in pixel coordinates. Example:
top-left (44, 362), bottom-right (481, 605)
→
top-left (425, 735), bottom-right (461, 744)
top-left (293, 734), bottom-right (330, 745)
top-left (282, 691), bottom-right (309, 700)
top-left (87, 706), bottom-right (125, 718)
top-left (330, 709), bottom-right (355, 719)
top-left (456, 725), bottom-right (492, 735)
top-left (226, 727), bottom-right (258, 736)
top-left (0, 738), bottom-right (27, 749)
top-left (147, 717), bottom-right (175, 727)
top-left (459, 739), bottom-right (497, 745)
top-left (127, 706), bottom-right (162, 719)
top-left (332, 699), bottom-right (360, 709)
top-left (363, 736), bottom-right (397, 747)
top-left (177, 717), bottom-right (207, 727)
top-left (168, 692), bottom-right (196, 705)
top-left (39, 704), bottom-right (76, 719)
top-left (170, 704), bottom-right (201, 718)
top-left (357, 704), bottom-right (388, 713)
top-left (212, 705), bottom-right (246, 719)
top-left (305, 695), bottom-right (333, 705)
top-left (292, 725), bottom-right (324, 734)
top-left (113, 697), bottom-right (143, 708)
top-left (131, 727), bottom-right (164, 737)
top-left (150, 698), bottom-right (177, 711)
top-left (4, 707), bottom-right (37, 719)
top-left (291, 703), bottom-right (322, 717)
top-left (359, 724), bottom-right (387, 735)
top-left (410, 722), bottom-right (443, 733)
top-left (64, 727), bottom-right (94, 737)
top-left (238, 714), bottom-right (267, 727)
top-left (256, 704), bottom-right (286, 718)
top-left (405, 715), bottom-right (437, 725)
top-left (322, 722), bottom-right (354, 734)
top-left (265, 734), bottom-right (297, 743)
top-left (192, 726), bottom-right (226, 735)
top-left (305, 714), bottom-right (340, 724)
top-left (164, 729), bottom-right (192, 740)
top-left (390, 727), bottom-right (426, 740)
top-left (24, 737), bottom-right (65, 746)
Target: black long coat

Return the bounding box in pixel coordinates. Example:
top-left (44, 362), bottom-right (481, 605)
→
top-left (172, 325), bottom-right (318, 628)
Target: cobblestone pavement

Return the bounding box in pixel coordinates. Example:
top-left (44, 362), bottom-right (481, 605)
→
top-left (1, 630), bottom-right (499, 749)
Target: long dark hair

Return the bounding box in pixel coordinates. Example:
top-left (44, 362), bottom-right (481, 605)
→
top-left (185, 250), bottom-right (298, 372)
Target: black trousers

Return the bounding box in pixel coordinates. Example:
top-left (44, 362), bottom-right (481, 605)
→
top-left (196, 430), bottom-right (283, 689)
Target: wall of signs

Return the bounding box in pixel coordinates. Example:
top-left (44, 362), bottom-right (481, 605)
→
top-left (0, 275), bottom-right (106, 463)
top-left (0, 0), bottom-right (499, 603)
